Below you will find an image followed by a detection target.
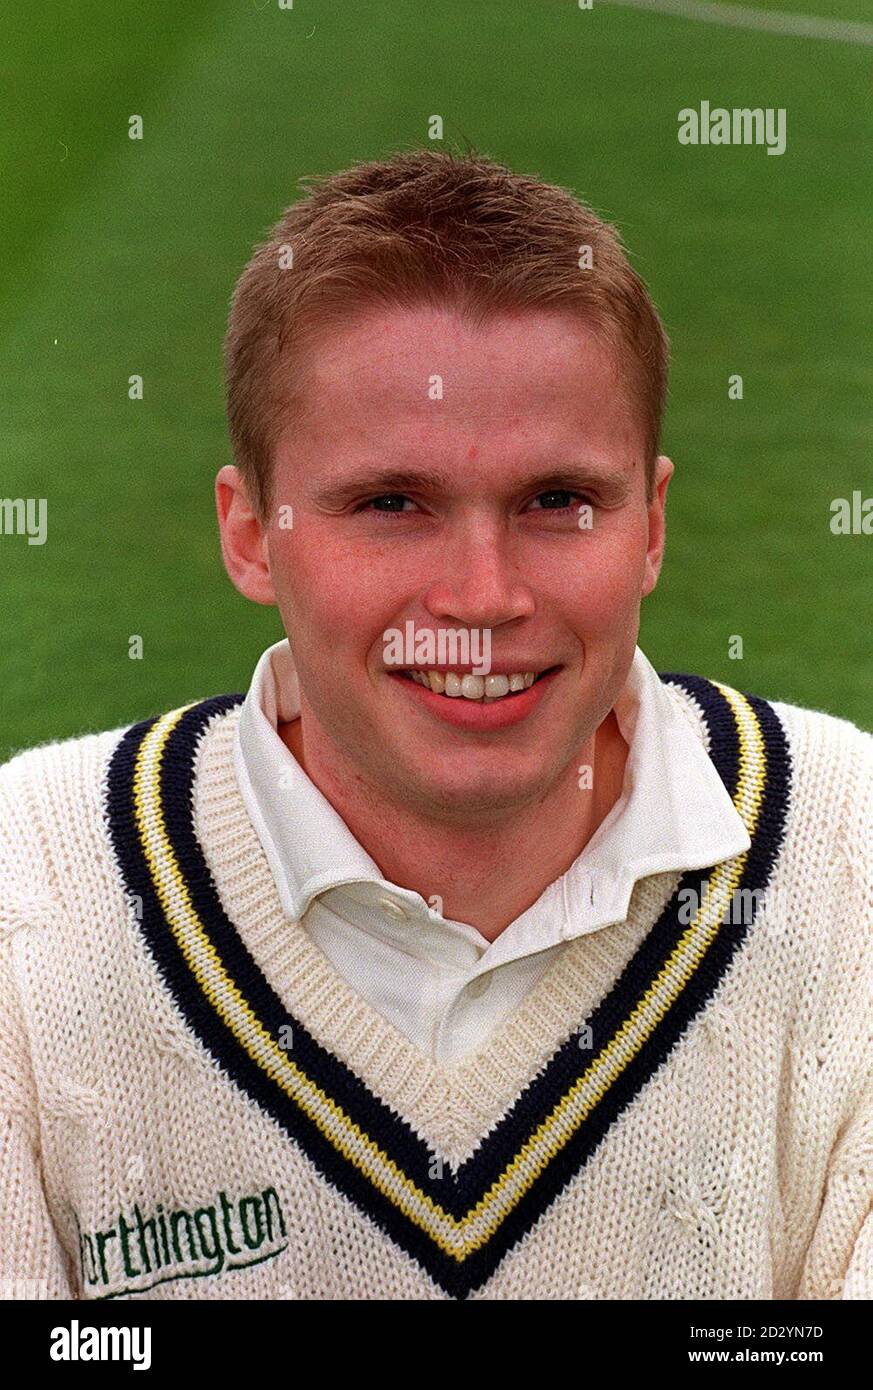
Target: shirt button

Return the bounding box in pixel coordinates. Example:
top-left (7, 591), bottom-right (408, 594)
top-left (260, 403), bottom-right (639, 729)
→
top-left (379, 897), bottom-right (408, 922)
top-left (466, 974), bottom-right (491, 999)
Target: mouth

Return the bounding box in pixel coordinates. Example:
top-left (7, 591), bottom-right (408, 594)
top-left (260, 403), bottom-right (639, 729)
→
top-left (386, 663), bottom-right (562, 730)
top-left (394, 666), bottom-right (560, 703)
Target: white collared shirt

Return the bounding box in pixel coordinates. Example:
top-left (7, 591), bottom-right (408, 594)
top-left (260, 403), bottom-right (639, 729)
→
top-left (232, 640), bottom-right (750, 1063)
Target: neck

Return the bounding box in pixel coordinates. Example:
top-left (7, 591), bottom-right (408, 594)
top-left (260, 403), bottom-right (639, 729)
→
top-left (280, 714), bottom-right (628, 942)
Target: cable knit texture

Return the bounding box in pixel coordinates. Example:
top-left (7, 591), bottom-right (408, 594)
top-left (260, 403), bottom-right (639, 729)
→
top-left (0, 681), bottom-right (870, 1301)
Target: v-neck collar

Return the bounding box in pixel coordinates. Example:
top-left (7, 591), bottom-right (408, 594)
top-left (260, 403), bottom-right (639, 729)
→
top-left (104, 673), bottom-right (791, 1299)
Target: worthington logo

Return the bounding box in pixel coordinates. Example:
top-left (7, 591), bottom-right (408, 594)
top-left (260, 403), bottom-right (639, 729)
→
top-left (50, 1321), bottom-right (151, 1370)
top-left (77, 1186), bottom-right (288, 1297)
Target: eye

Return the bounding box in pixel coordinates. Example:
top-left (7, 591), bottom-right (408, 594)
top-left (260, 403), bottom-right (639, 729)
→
top-left (355, 494), bottom-right (416, 515)
top-left (526, 490), bottom-right (591, 513)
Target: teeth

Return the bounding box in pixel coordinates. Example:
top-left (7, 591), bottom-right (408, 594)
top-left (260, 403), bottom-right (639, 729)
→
top-left (485, 675), bottom-right (509, 698)
top-left (405, 669), bottom-right (543, 701)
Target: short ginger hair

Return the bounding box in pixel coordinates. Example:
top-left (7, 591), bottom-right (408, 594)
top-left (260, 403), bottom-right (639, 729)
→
top-left (223, 149), bottom-right (670, 520)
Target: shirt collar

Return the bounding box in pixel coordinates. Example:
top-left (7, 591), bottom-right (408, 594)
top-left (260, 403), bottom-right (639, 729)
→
top-left (232, 639), bottom-right (750, 955)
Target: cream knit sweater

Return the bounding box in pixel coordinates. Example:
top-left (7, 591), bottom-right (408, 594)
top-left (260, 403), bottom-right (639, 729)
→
top-left (0, 673), bottom-right (870, 1301)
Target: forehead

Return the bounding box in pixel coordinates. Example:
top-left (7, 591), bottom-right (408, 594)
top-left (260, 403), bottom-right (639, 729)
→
top-left (276, 304), bottom-right (645, 476)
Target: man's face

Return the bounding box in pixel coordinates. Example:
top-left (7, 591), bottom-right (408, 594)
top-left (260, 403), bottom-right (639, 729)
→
top-left (257, 304), bottom-right (670, 823)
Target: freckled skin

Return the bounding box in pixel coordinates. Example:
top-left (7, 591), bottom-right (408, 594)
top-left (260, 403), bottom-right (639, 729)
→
top-left (216, 305), bottom-right (672, 936)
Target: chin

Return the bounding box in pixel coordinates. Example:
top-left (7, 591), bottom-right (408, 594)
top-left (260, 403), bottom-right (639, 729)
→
top-left (405, 757), bottom-right (556, 817)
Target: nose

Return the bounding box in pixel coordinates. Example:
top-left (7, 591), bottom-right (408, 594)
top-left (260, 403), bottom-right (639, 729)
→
top-left (423, 521), bottom-right (535, 629)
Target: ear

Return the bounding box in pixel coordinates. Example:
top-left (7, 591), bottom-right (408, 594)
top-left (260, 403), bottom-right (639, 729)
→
top-left (641, 455), bottom-right (673, 597)
top-left (215, 464), bottom-right (277, 606)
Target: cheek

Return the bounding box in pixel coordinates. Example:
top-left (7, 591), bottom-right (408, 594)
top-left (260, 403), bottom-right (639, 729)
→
top-left (268, 529), bottom-right (395, 645)
top-left (548, 522), bottom-right (649, 635)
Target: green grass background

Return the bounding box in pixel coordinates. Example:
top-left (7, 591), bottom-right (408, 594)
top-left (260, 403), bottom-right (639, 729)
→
top-left (1, 0), bottom-right (870, 760)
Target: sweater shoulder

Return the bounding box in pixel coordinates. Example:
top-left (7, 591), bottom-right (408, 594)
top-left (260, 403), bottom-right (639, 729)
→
top-left (0, 723), bottom-right (134, 904)
top-left (723, 690), bottom-right (872, 922)
top-left (0, 698), bottom-right (244, 897)
top-left (0, 690), bottom-right (244, 801)
top-left (766, 696), bottom-right (872, 802)
top-left (662, 674), bottom-right (871, 862)
top-left (769, 696), bottom-right (871, 849)
top-left (664, 671), bottom-right (871, 783)
top-left (0, 721), bottom-right (132, 812)
top-left (766, 693), bottom-right (871, 751)
top-left (0, 722), bottom-right (130, 788)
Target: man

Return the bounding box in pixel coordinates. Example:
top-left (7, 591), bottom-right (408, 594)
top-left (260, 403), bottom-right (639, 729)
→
top-left (1, 151), bottom-right (870, 1301)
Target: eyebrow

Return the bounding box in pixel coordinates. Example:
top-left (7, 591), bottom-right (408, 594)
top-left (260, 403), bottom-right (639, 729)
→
top-left (310, 463), bottom-right (633, 510)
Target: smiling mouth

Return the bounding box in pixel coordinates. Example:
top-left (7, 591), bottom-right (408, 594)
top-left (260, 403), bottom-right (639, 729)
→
top-left (393, 667), bottom-right (559, 703)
